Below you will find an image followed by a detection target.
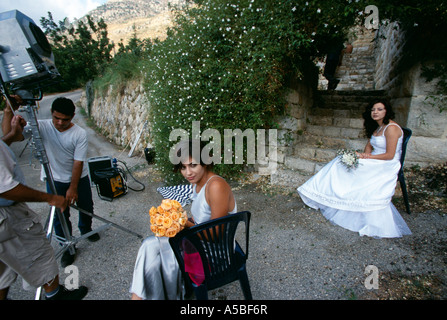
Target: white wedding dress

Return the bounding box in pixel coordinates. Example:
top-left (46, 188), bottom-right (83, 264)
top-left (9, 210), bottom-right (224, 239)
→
top-left (297, 123), bottom-right (411, 238)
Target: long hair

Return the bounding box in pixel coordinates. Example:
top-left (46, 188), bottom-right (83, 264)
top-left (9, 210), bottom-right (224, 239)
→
top-left (362, 99), bottom-right (395, 138)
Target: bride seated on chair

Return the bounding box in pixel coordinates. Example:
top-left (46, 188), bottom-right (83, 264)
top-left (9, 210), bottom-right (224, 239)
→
top-left (297, 99), bottom-right (411, 238)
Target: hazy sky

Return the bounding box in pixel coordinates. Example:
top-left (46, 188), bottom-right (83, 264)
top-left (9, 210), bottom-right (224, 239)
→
top-left (0, 0), bottom-right (108, 26)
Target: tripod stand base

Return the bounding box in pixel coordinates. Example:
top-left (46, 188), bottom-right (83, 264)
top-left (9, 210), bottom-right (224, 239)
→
top-left (35, 204), bottom-right (143, 300)
top-left (45, 204), bottom-right (143, 260)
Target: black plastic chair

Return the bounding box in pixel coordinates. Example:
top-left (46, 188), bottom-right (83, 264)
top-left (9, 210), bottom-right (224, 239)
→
top-left (169, 211), bottom-right (252, 300)
top-left (398, 128), bottom-right (412, 214)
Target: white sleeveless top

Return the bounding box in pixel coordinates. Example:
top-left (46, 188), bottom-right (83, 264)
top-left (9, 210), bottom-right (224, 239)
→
top-left (190, 175), bottom-right (237, 225)
top-left (370, 123), bottom-right (403, 161)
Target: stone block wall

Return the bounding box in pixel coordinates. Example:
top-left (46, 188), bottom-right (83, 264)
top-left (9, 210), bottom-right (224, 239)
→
top-left (399, 64), bottom-right (447, 167)
top-left (80, 80), bottom-right (152, 156)
top-left (268, 79), bottom-right (315, 185)
top-left (372, 22), bottom-right (446, 168)
top-left (374, 22), bottom-right (406, 92)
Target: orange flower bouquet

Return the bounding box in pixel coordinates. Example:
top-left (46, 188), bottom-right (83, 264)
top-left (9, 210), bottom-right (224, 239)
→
top-left (149, 199), bottom-right (188, 237)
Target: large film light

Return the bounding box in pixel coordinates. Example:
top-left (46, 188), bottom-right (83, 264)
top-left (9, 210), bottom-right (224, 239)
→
top-left (0, 10), bottom-right (59, 90)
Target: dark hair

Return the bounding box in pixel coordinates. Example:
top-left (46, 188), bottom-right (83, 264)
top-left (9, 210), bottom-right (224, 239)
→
top-left (362, 99), bottom-right (395, 138)
top-left (172, 139), bottom-right (214, 173)
top-left (51, 97), bottom-right (76, 116)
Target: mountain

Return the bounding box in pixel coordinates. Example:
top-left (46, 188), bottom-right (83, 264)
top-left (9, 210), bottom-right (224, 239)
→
top-left (83, 0), bottom-right (187, 44)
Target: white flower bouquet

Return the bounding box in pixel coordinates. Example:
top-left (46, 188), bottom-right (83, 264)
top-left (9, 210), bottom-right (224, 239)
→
top-left (336, 149), bottom-right (360, 171)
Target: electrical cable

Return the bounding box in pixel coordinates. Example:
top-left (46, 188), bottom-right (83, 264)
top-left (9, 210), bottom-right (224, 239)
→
top-left (93, 158), bottom-right (145, 194)
top-left (115, 159), bottom-right (145, 192)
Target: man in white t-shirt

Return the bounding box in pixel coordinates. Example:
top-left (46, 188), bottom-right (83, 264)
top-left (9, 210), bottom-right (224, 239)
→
top-left (0, 105), bottom-right (88, 300)
top-left (3, 97), bottom-right (99, 268)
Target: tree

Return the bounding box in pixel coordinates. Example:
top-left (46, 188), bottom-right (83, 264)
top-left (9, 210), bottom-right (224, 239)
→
top-left (40, 12), bottom-right (114, 91)
top-left (93, 24), bottom-right (153, 96)
top-left (117, 24), bottom-right (152, 57)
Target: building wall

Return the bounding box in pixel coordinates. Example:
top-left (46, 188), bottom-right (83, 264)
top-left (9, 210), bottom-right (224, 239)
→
top-left (373, 23), bottom-right (447, 167)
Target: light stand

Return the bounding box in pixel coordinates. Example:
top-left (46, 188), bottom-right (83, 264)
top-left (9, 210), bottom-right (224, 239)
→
top-left (14, 90), bottom-right (73, 299)
top-left (17, 91), bottom-right (73, 247)
top-left (0, 10), bottom-right (143, 300)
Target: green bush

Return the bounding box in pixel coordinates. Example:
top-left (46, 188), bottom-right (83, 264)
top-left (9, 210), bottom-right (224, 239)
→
top-left (143, 0), bottom-right (364, 184)
top-left (40, 13), bottom-right (114, 92)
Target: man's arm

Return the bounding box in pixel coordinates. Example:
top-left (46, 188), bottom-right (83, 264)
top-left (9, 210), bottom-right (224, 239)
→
top-left (1, 96), bottom-right (24, 142)
top-left (2, 103), bottom-right (14, 136)
top-left (1, 183), bottom-right (68, 211)
top-left (1, 115), bottom-right (27, 146)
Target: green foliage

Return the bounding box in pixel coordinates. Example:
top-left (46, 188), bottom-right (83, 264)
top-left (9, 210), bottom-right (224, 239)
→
top-left (422, 62), bottom-right (447, 113)
top-left (40, 13), bottom-right (114, 91)
top-left (373, 0), bottom-right (447, 66)
top-left (143, 0), bottom-right (365, 184)
top-left (93, 27), bottom-right (153, 95)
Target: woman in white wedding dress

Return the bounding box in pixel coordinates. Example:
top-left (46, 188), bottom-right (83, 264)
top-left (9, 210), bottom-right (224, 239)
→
top-left (297, 100), bottom-right (411, 238)
top-left (129, 140), bottom-right (237, 299)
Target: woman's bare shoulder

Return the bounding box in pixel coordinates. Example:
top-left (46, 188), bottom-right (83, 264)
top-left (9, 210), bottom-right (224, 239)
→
top-left (385, 122), bottom-right (402, 136)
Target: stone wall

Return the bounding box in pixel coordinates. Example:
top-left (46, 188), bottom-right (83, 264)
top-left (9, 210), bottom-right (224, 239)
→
top-left (397, 63), bottom-right (447, 167)
top-left (268, 79), bottom-right (315, 185)
top-left (373, 22), bottom-right (406, 92)
top-left (373, 22), bottom-right (447, 167)
top-left (80, 80), bottom-right (152, 155)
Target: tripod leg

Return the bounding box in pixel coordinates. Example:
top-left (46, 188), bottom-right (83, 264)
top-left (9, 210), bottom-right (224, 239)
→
top-left (71, 204), bottom-right (143, 239)
top-left (19, 138), bottom-right (30, 157)
top-left (45, 206), bottom-right (56, 240)
top-left (35, 287), bottom-right (43, 300)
